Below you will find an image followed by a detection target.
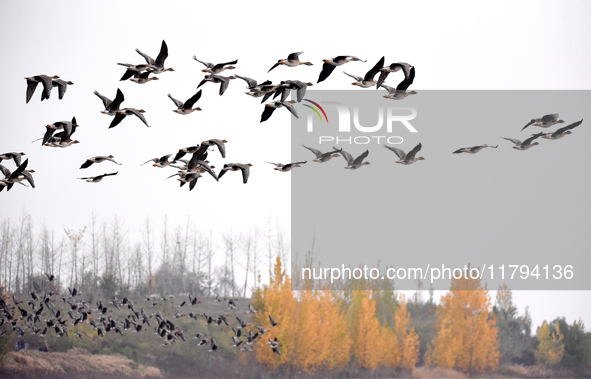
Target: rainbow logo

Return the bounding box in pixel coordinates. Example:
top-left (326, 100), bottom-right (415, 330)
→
top-left (303, 99), bottom-right (328, 123)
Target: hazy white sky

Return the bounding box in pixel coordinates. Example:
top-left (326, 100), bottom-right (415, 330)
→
top-left (1, 0), bottom-right (590, 328)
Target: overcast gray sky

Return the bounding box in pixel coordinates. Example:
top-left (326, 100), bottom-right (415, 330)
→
top-left (1, 0), bottom-right (590, 328)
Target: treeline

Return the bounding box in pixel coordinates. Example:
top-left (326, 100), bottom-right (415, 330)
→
top-left (0, 211), bottom-right (288, 301)
top-left (1, 211), bottom-right (591, 377)
top-left (250, 257), bottom-right (591, 377)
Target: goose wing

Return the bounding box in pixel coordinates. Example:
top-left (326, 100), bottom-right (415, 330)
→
top-left (521, 119), bottom-right (538, 131)
top-left (396, 66), bottom-right (415, 91)
top-left (317, 62), bottom-right (337, 83)
top-left (406, 143), bottom-right (422, 161)
top-left (36, 75), bottom-right (54, 101)
top-left (154, 40), bottom-right (168, 68)
top-left (168, 93), bottom-right (184, 109)
top-left (502, 137), bottom-right (522, 146)
top-left (110, 89), bottom-right (125, 111)
top-left (109, 113), bottom-right (126, 129)
top-left (302, 144), bottom-right (322, 158)
top-left (193, 56), bottom-right (213, 68)
top-left (384, 144), bottom-right (406, 160)
top-left (376, 70), bottom-right (390, 89)
top-left (53, 79), bottom-right (69, 99)
top-left (554, 119), bottom-right (583, 135)
top-left (135, 48), bottom-right (155, 65)
top-left (287, 52), bottom-right (303, 60)
top-left (334, 146), bottom-right (354, 165)
top-left (282, 102), bottom-right (299, 118)
top-left (94, 91), bottom-right (111, 109)
top-left (353, 150), bottom-right (369, 166)
top-left (343, 71), bottom-right (363, 81)
top-left (541, 114), bottom-right (559, 123)
top-left (235, 75), bottom-right (257, 89)
top-left (80, 159), bottom-right (94, 169)
top-left (237, 164), bottom-right (251, 184)
top-left (523, 133), bottom-right (544, 146)
top-left (260, 105), bottom-right (277, 122)
top-left (26, 78), bottom-right (40, 103)
top-left (127, 109), bottom-right (150, 127)
top-left (183, 90), bottom-right (202, 109)
top-left (205, 139), bottom-right (226, 158)
top-left (218, 77), bottom-right (230, 96)
top-left (364, 56), bottom-right (385, 82)
top-left (268, 61), bottom-right (282, 73)
top-left (266, 162), bottom-right (283, 168)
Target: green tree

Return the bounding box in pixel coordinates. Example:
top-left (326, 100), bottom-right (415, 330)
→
top-left (550, 318), bottom-right (591, 368)
top-left (99, 272), bottom-right (119, 300)
top-left (493, 285), bottom-right (534, 365)
top-left (535, 320), bottom-right (564, 366)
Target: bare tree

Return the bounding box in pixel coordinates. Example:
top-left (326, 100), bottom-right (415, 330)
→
top-left (141, 217), bottom-right (155, 293)
top-left (65, 227), bottom-right (85, 290)
top-left (222, 230), bottom-right (240, 298)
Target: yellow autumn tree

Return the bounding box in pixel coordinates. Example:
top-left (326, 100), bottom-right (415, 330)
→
top-left (428, 274), bottom-right (499, 375)
top-left (252, 256), bottom-right (296, 369)
top-left (347, 290), bottom-right (385, 370)
top-left (535, 320), bottom-right (564, 366)
top-left (394, 296), bottom-right (420, 370)
top-left (253, 256), bottom-right (352, 373)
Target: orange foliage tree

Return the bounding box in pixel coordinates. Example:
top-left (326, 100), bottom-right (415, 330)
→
top-left (428, 274), bottom-right (499, 375)
top-left (252, 256), bottom-right (351, 373)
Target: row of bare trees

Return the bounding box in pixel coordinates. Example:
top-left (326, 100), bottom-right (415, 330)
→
top-left (0, 210), bottom-right (289, 300)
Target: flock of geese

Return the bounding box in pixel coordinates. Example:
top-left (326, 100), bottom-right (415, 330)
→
top-left (2, 41), bottom-right (417, 192)
top-left (0, 279), bottom-right (283, 356)
top-left (1, 40), bottom-right (585, 192)
top-left (279, 113), bottom-right (583, 171)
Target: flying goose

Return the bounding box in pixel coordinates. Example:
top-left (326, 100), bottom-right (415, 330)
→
top-left (502, 132), bottom-right (545, 150)
top-left (380, 66), bottom-right (416, 100)
top-left (261, 101), bottom-right (299, 122)
top-left (276, 80), bottom-right (312, 103)
top-left (265, 161), bottom-right (307, 172)
top-left (197, 74), bottom-right (235, 96)
top-left (376, 62), bottom-right (412, 89)
top-left (384, 142), bottom-right (425, 164)
top-left (168, 90), bottom-right (202, 114)
top-left (343, 56), bottom-right (385, 88)
top-left (135, 40), bottom-right (173, 74)
top-left (142, 154), bottom-right (174, 168)
top-left (50, 78), bottom-right (74, 100)
top-left (78, 172), bottom-right (118, 183)
top-left (0, 152), bottom-right (26, 166)
top-left (109, 108), bottom-right (149, 128)
top-left (541, 119), bottom-right (583, 140)
top-left (335, 148), bottom-right (370, 169)
top-left (130, 71), bottom-right (159, 84)
top-left (174, 144), bottom-right (208, 162)
top-left (218, 163), bottom-right (252, 184)
top-left (302, 144), bottom-right (340, 162)
top-left (193, 56), bottom-right (238, 74)
top-left (317, 56), bottom-right (365, 83)
top-left (235, 75), bottom-right (265, 91)
top-left (42, 117), bottom-right (78, 146)
top-left (25, 75), bottom-right (59, 103)
top-left (452, 144), bottom-right (498, 154)
top-left (186, 156), bottom-right (218, 181)
top-left (203, 139), bottom-right (228, 158)
top-left (521, 114), bottom-right (564, 131)
top-left (268, 52), bottom-right (313, 72)
top-left (80, 155), bottom-right (121, 169)
top-left (95, 89), bottom-right (125, 116)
